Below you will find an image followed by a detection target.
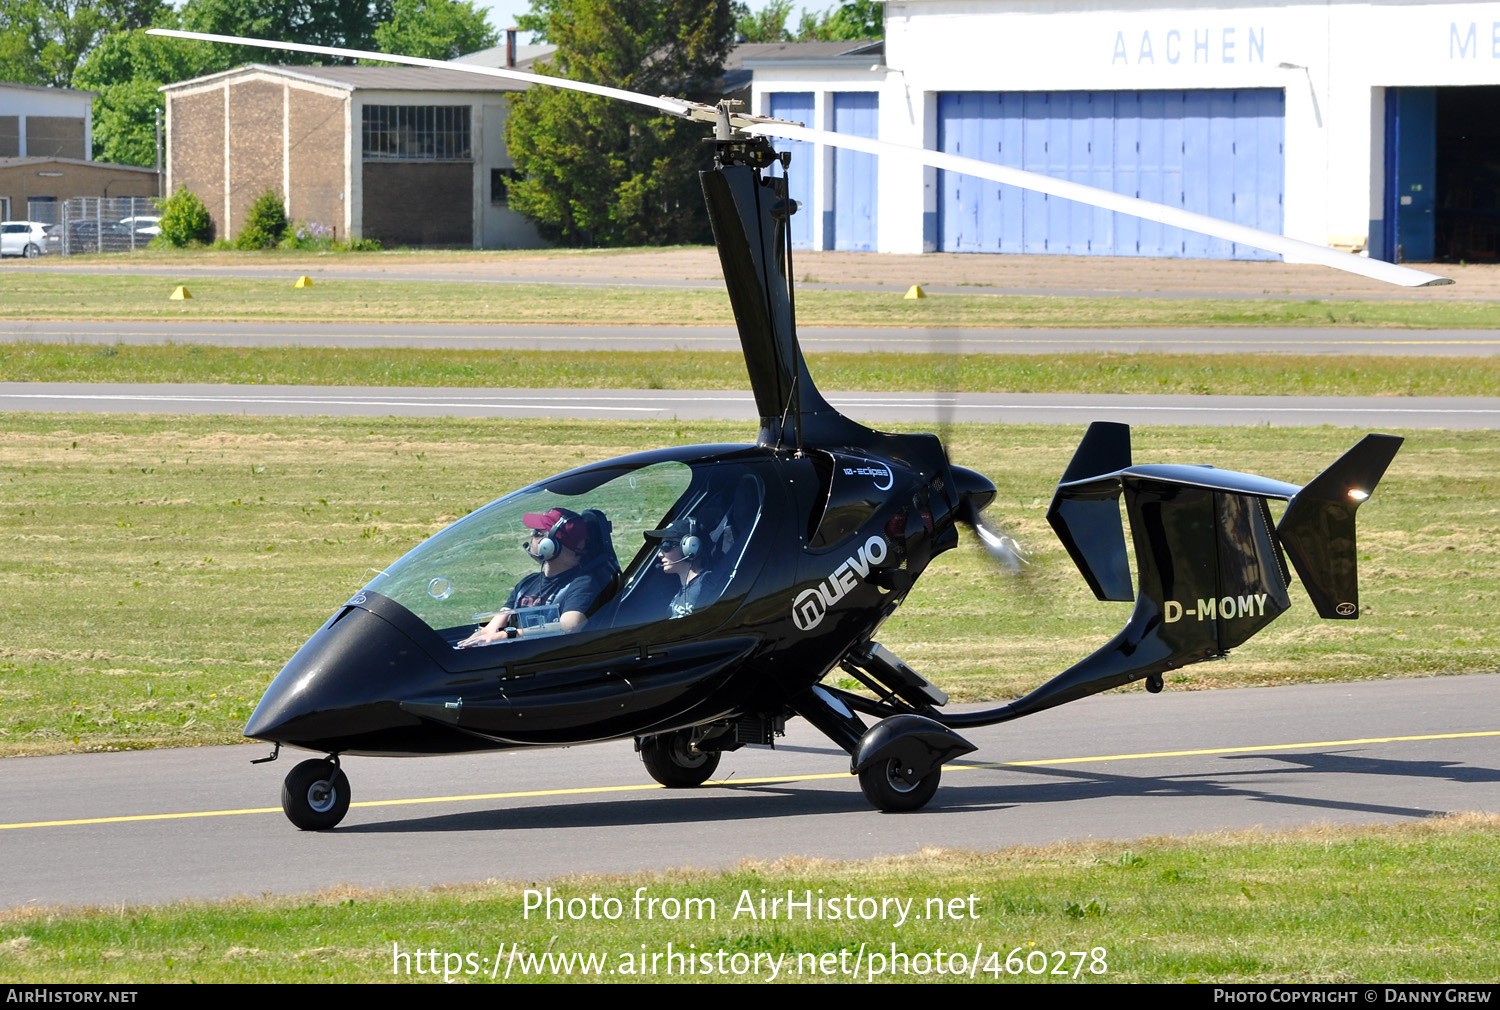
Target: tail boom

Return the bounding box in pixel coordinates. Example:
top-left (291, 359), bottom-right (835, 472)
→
top-left (942, 424), bottom-right (1401, 728)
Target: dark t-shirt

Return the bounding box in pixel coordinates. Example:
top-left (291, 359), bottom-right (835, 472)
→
top-left (506, 566), bottom-right (605, 617)
top-left (668, 570), bottom-right (715, 619)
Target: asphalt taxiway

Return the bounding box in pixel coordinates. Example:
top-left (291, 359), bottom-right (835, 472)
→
top-left (2, 675), bottom-right (1496, 908)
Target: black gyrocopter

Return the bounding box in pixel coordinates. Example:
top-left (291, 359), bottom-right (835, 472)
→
top-left (153, 28), bottom-right (1438, 830)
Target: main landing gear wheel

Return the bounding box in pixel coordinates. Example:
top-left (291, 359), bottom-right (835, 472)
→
top-left (640, 731), bottom-right (720, 788)
top-left (281, 758), bottom-right (350, 830)
top-left (858, 758), bottom-right (940, 812)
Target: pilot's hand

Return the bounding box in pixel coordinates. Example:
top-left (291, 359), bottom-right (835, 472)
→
top-left (457, 610), bottom-right (517, 648)
top-left (458, 624), bottom-right (521, 648)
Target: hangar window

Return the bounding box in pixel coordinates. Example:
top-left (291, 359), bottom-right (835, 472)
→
top-left (362, 105), bottom-right (471, 160)
top-left (491, 167), bottom-right (521, 205)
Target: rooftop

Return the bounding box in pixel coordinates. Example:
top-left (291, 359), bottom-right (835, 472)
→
top-left (162, 62), bottom-right (530, 93)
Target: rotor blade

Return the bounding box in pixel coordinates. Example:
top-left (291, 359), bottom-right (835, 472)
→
top-left (151, 27), bottom-right (1450, 289)
top-left (147, 28), bottom-right (714, 124)
top-left (747, 123), bottom-right (1451, 289)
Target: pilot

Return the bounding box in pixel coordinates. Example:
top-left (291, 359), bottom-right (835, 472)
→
top-left (458, 508), bottom-right (608, 646)
top-left (645, 517), bottom-right (714, 619)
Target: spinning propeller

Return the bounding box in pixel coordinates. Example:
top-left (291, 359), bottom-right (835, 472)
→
top-left (964, 506), bottom-right (1031, 575)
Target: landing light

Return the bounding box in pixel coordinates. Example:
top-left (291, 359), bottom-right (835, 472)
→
top-left (1348, 488), bottom-right (1369, 501)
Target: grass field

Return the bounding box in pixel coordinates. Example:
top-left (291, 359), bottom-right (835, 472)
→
top-left (0, 413), bottom-right (1494, 756)
top-left (3, 271), bottom-right (1500, 328)
top-left (2, 816), bottom-right (1496, 983)
top-left (2, 258), bottom-right (1497, 984)
top-left (7, 341), bottom-right (1500, 397)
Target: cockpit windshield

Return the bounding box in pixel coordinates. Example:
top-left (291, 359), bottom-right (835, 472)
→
top-left (365, 460), bottom-right (692, 637)
top-left (362, 456), bottom-right (765, 645)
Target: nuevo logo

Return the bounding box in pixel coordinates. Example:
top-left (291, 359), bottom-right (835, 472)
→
top-left (792, 535), bottom-right (889, 631)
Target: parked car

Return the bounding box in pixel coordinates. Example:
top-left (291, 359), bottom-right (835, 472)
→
top-left (64, 218), bottom-right (140, 253)
top-left (119, 215), bottom-right (161, 237)
top-left (0, 221), bottom-right (51, 257)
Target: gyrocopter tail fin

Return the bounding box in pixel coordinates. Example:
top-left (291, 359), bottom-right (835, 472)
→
top-left (1047, 420), bottom-right (1134, 603)
top-left (940, 423), bottom-right (1400, 729)
top-left (1277, 434), bottom-right (1403, 619)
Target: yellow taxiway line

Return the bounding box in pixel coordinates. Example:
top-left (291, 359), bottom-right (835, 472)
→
top-left (2, 729), bottom-right (1495, 832)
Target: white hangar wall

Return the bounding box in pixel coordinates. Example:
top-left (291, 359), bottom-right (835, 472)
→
top-left (752, 0), bottom-right (1500, 261)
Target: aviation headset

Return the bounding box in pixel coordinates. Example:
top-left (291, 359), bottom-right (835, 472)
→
top-left (675, 518), bottom-right (700, 561)
top-left (533, 511), bottom-right (583, 562)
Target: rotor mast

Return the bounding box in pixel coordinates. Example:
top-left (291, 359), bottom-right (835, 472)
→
top-left (699, 102), bottom-right (843, 450)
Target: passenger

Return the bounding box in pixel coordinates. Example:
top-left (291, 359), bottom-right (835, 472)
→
top-left (457, 508), bottom-right (608, 646)
top-left (645, 517), bottom-right (715, 619)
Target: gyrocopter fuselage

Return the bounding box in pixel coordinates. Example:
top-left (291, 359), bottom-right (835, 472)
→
top-left (151, 27), bottom-right (1412, 829)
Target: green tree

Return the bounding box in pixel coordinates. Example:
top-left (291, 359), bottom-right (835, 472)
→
top-left (505, 0), bottom-right (735, 246)
top-left (234, 189), bottom-right (287, 249)
top-left (373, 0), bottom-right (496, 60)
top-left (156, 185), bottom-right (213, 246)
top-left (513, 0), bottom-right (557, 42)
top-left (0, 0), bottom-right (166, 86)
top-left (796, 0), bottom-right (882, 40)
top-left (74, 20), bottom-right (228, 166)
top-left (733, 0), bottom-right (794, 42)
top-left (180, 0), bottom-right (394, 62)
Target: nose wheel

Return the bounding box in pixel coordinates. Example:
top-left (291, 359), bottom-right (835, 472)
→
top-left (282, 758), bottom-right (351, 830)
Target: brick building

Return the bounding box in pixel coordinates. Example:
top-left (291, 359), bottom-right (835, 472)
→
top-left (0, 157), bottom-right (159, 223)
top-left (0, 82), bottom-right (160, 222)
top-left (162, 64), bottom-right (544, 248)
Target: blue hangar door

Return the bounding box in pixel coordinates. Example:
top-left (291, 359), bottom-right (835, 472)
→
top-left (832, 92), bottom-right (879, 251)
top-left (768, 92), bottom-right (815, 250)
top-left (937, 90), bottom-right (1284, 258)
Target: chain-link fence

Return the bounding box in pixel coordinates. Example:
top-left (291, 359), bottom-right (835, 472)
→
top-left (49, 196), bottom-right (161, 255)
top-left (25, 198), bottom-right (56, 224)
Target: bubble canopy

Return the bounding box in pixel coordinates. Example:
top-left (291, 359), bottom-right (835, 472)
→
top-left (360, 448), bottom-right (765, 641)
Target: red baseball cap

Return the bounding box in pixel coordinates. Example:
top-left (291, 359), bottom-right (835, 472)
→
top-left (523, 508), bottom-right (589, 552)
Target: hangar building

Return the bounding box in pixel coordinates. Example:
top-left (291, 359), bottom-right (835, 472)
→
top-left (162, 64), bottom-right (544, 248)
top-left (749, 0), bottom-right (1500, 262)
